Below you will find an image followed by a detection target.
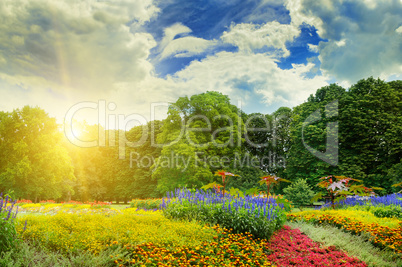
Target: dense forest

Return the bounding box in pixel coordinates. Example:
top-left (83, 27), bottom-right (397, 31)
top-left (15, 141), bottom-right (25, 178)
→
top-left (0, 77), bottom-right (401, 202)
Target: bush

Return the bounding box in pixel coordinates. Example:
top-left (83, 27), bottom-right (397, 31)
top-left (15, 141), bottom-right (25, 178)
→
top-left (0, 194), bottom-right (19, 253)
top-left (350, 205), bottom-right (402, 219)
top-left (161, 189), bottom-right (287, 240)
top-left (283, 179), bottom-right (315, 210)
top-left (130, 198), bottom-right (162, 210)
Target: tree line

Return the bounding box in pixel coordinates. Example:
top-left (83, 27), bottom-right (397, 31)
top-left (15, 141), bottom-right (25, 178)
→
top-left (0, 77), bottom-right (400, 202)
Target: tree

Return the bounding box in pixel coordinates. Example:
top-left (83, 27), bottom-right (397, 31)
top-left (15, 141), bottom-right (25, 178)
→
top-left (283, 179), bottom-right (315, 211)
top-left (0, 106), bottom-right (75, 201)
top-left (152, 91), bottom-right (246, 195)
top-left (339, 78), bottom-right (402, 191)
top-left (286, 83), bottom-right (346, 185)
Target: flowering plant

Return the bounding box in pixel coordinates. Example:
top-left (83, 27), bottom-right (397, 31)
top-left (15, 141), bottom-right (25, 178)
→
top-left (201, 170), bottom-right (238, 197)
top-left (314, 175), bottom-right (382, 209)
top-left (259, 175), bottom-right (290, 200)
top-left (0, 193), bottom-right (19, 252)
top-left (266, 225), bottom-right (367, 266)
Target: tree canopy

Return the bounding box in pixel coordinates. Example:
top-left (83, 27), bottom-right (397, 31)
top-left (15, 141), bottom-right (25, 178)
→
top-left (0, 77), bottom-right (400, 201)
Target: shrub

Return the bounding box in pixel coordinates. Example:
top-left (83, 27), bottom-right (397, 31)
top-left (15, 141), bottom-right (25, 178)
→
top-left (283, 179), bottom-right (315, 210)
top-left (130, 198), bottom-right (162, 210)
top-left (0, 194), bottom-right (19, 253)
top-left (359, 205), bottom-right (402, 219)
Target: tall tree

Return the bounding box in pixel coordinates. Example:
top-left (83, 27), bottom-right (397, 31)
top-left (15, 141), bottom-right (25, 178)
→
top-left (286, 83), bottom-right (346, 185)
top-left (152, 91), bottom-right (246, 195)
top-left (339, 78), bottom-right (402, 190)
top-left (0, 106), bottom-right (75, 201)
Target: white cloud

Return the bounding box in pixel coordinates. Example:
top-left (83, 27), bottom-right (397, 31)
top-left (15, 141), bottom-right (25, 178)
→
top-left (0, 0), bottom-right (158, 98)
top-left (0, 0), bottom-right (162, 125)
top-left (4, 0), bottom-right (399, 127)
top-left (159, 23), bottom-right (192, 52)
top-left (221, 21), bottom-right (300, 57)
top-left (161, 36), bottom-right (217, 59)
top-left (286, 0), bottom-right (402, 83)
top-left (335, 39), bottom-right (346, 47)
top-left (308, 44), bottom-right (319, 53)
top-left (132, 52), bottom-right (329, 114)
top-left (159, 23), bottom-right (217, 59)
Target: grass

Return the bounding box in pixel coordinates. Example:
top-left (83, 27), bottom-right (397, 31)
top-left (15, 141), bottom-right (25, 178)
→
top-left (109, 204), bottom-right (130, 210)
top-left (287, 221), bottom-right (402, 267)
top-left (0, 241), bottom-right (121, 267)
top-left (289, 206), bottom-right (317, 213)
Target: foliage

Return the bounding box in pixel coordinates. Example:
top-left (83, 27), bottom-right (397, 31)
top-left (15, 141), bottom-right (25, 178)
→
top-left (152, 91), bottom-right (245, 195)
top-left (16, 209), bottom-right (215, 255)
top-left (0, 78), bottom-right (400, 200)
top-left (266, 225), bottom-right (367, 266)
top-left (287, 209), bottom-right (402, 254)
top-left (283, 179), bottom-right (315, 210)
top-left (332, 193), bottom-right (402, 219)
top-left (245, 187), bottom-right (262, 196)
top-left (129, 199), bottom-right (162, 210)
top-left (259, 175), bottom-right (291, 200)
top-left (0, 106), bottom-right (75, 201)
top-left (161, 188), bottom-right (286, 240)
top-left (16, 202), bottom-right (115, 215)
top-left (0, 240), bottom-right (122, 267)
top-left (213, 170), bottom-right (238, 197)
top-left (324, 193), bottom-right (402, 210)
top-left (66, 121), bottom-right (163, 203)
top-left (286, 78), bottom-right (402, 193)
top-left (314, 175), bottom-right (382, 209)
top-left (0, 195), bottom-right (19, 253)
top-left (225, 166), bottom-right (266, 192)
top-left (371, 206), bottom-right (402, 219)
top-left (287, 221), bottom-right (402, 267)
top-left (112, 226), bottom-right (275, 266)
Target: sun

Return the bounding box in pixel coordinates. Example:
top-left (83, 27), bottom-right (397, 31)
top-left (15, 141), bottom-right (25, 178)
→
top-left (72, 127), bottom-right (82, 139)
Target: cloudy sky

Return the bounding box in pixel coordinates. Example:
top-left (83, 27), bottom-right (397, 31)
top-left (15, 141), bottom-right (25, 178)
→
top-left (0, 0), bottom-right (401, 127)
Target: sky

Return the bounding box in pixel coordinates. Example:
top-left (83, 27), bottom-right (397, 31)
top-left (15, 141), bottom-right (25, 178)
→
top-left (0, 0), bottom-right (401, 128)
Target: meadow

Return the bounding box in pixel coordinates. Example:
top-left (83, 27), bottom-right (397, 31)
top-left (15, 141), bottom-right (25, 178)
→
top-left (1, 189), bottom-right (402, 267)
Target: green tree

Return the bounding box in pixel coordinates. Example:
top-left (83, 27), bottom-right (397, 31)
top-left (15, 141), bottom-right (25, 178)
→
top-left (0, 106), bottom-right (75, 201)
top-left (285, 78), bottom-right (401, 193)
top-left (339, 78), bottom-right (401, 191)
top-left (286, 83), bottom-right (346, 185)
top-left (283, 179), bottom-right (315, 210)
top-left (152, 91), bottom-right (246, 195)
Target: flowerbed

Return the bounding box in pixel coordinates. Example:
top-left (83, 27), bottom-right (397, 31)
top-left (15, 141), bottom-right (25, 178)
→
top-left (288, 210), bottom-right (402, 254)
top-left (16, 209), bottom-right (216, 255)
top-left (16, 208), bottom-right (277, 266)
top-left (162, 188), bottom-right (287, 240)
top-left (328, 193), bottom-right (402, 208)
top-left (15, 202), bottom-right (115, 215)
top-left (112, 226), bottom-right (274, 267)
top-left (130, 198), bottom-right (162, 210)
top-left (265, 225), bottom-right (367, 266)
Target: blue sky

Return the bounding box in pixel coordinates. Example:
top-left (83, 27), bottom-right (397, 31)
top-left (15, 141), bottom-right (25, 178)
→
top-left (0, 0), bottom-right (401, 124)
top-left (144, 1), bottom-right (323, 76)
